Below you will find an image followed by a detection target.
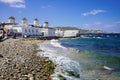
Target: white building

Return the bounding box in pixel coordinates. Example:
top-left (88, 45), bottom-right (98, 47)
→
top-left (55, 27), bottom-right (80, 37)
top-left (21, 18), bottom-right (28, 26)
top-left (43, 22), bottom-right (48, 27)
top-left (2, 16), bottom-right (81, 38)
top-left (9, 25), bottom-right (41, 37)
top-left (8, 16), bottom-right (15, 23)
top-left (55, 28), bottom-right (64, 37)
top-left (63, 30), bottom-right (79, 37)
top-left (4, 16), bottom-right (17, 30)
top-left (34, 18), bottom-right (39, 26)
top-left (39, 27), bottom-right (55, 37)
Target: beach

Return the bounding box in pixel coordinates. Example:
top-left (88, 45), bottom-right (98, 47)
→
top-left (0, 38), bottom-right (120, 80)
top-left (37, 38), bottom-right (120, 80)
top-left (0, 38), bottom-right (55, 80)
top-left (37, 39), bottom-right (81, 80)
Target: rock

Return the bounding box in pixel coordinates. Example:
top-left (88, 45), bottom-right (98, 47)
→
top-left (0, 54), bottom-right (3, 58)
top-left (0, 39), bottom-right (55, 80)
top-left (28, 74), bottom-right (34, 80)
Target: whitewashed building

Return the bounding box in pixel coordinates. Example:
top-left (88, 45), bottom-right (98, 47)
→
top-left (63, 30), bottom-right (79, 37)
top-left (39, 27), bottom-right (55, 37)
top-left (55, 27), bottom-right (64, 37)
top-left (9, 25), bottom-right (41, 37)
top-left (39, 21), bottom-right (56, 37)
top-left (1, 16), bottom-right (80, 38)
top-left (55, 27), bottom-right (80, 37)
top-left (4, 16), bottom-right (17, 30)
top-left (3, 17), bottom-right (41, 37)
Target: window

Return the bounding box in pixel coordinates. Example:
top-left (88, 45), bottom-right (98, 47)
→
top-left (29, 29), bottom-right (30, 32)
top-left (41, 32), bottom-right (44, 36)
top-left (32, 29), bottom-right (34, 33)
top-left (36, 29), bottom-right (38, 32)
top-left (25, 29), bottom-right (27, 33)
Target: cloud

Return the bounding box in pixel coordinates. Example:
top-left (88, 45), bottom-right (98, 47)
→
top-left (10, 3), bottom-right (25, 8)
top-left (82, 9), bottom-right (106, 16)
top-left (0, 0), bottom-right (26, 8)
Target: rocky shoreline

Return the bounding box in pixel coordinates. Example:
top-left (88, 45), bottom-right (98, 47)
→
top-left (0, 38), bottom-right (56, 80)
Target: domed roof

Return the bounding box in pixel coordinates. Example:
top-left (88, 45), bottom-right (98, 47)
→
top-left (22, 17), bottom-right (27, 20)
top-left (44, 21), bottom-right (48, 24)
top-left (34, 18), bottom-right (38, 21)
top-left (9, 16), bottom-right (15, 19)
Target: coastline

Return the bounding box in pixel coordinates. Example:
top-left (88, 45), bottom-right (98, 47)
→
top-left (0, 38), bottom-right (55, 80)
top-left (59, 38), bottom-right (120, 80)
top-left (37, 38), bottom-right (120, 80)
top-left (37, 39), bottom-right (81, 80)
top-left (1, 38), bottom-right (120, 80)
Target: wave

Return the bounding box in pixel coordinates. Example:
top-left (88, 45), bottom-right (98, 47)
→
top-left (50, 39), bottom-right (66, 49)
top-left (37, 39), bottom-right (81, 80)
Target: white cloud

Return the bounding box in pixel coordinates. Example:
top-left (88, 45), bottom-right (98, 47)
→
top-left (82, 9), bottom-right (106, 16)
top-left (0, 0), bottom-right (25, 8)
top-left (10, 3), bottom-right (25, 8)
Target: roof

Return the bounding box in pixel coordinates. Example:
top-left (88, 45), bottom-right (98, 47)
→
top-left (44, 22), bottom-right (48, 24)
top-left (0, 22), bottom-right (17, 26)
top-left (39, 27), bottom-right (55, 30)
top-left (34, 18), bottom-right (38, 21)
top-left (22, 17), bottom-right (27, 20)
top-left (9, 16), bottom-right (15, 19)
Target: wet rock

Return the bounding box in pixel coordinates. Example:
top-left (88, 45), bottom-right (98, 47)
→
top-left (0, 54), bottom-right (3, 58)
top-left (0, 39), bottom-right (55, 80)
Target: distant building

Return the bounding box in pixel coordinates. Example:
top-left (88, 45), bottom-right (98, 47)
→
top-left (43, 22), bottom-right (48, 27)
top-left (39, 27), bottom-right (55, 37)
top-left (8, 16), bottom-right (15, 23)
top-left (55, 27), bottom-right (80, 37)
top-left (0, 16), bottom-right (17, 32)
top-left (34, 18), bottom-right (39, 26)
top-left (39, 22), bottom-right (56, 37)
top-left (8, 25), bottom-right (41, 37)
top-left (55, 28), bottom-right (64, 37)
top-left (0, 16), bottom-right (84, 38)
top-left (63, 30), bottom-right (79, 37)
top-left (22, 18), bottom-right (28, 26)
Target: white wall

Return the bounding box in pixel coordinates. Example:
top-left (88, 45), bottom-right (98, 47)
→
top-left (11, 25), bottom-right (41, 37)
top-left (22, 27), bottom-right (41, 36)
top-left (48, 28), bottom-right (55, 37)
top-left (55, 29), bottom-right (64, 37)
top-left (63, 30), bottom-right (79, 37)
top-left (4, 25), bottom-right (13, 30)
top-left (40, 28), bottom-right (55, 37)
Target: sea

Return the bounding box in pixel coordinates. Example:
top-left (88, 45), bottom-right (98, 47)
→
top-left (38, 34), bottom-right (120, 80)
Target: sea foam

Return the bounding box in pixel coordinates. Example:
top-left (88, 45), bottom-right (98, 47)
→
top-left (37, 39), bottom-right (81, 80)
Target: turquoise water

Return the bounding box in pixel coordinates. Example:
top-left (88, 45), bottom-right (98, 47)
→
top-left (59, 36), bottom-right (120, 80)
top-left (60, 37), bottom-right (120, 57)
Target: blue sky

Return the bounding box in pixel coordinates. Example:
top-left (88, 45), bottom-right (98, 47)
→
top-left (0, 0), bottom-right (120, 32)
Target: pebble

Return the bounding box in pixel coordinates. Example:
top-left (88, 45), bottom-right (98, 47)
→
top-left (0, 38), bottom-right (56, 80)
